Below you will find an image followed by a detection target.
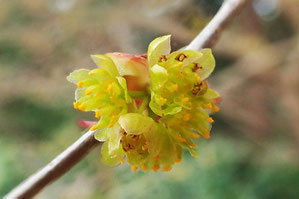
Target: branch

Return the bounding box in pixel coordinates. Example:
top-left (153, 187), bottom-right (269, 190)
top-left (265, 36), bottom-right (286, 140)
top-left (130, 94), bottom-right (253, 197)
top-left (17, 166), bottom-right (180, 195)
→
top-left (185, 0), bottom-right (250, 50)
top-left (4, 0), bottom-right (250, 198)
top-left (4, 130), bottom-right (100, 199)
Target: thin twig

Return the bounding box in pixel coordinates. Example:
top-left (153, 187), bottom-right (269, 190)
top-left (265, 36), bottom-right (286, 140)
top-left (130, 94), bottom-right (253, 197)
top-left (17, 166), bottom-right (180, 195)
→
top-left (185, 0), bottom-right (250, 50)
top-left (4, 0), bottom-right (250, 198)
top-left (4, 131), bottom-right (99, 199)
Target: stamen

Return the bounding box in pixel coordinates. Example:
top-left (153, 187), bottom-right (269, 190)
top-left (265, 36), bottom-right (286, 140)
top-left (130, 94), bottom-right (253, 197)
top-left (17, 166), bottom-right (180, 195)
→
top-left (85, 89), bottom-right (92, 95)
top-left (176, 53), bottom-right (187, 61)
top-left (192, 133), bottom-right (200, 139)
top-left (177, 62), bottom-right (183, 67)
top-left (206, 117), bottom-right (214, 123)
top-left (77, 81), bottom-right (84, 88)
top-left (213, 106), bottom-right (220, 112)
top-left (203, 130), bottom-right (210, 139)
top-left (131, 166), bottom-right (138, 172)
top-left (182, 97), bottom-right (189, 104)
top-left (178, 136), bottom-right (187, 143)
top-left (90, 125), bottom-right (97, 131)
top-left (73, 101), bottom-right (79, 109)
top-left (159, 55), bottom-right (167, 62)
top-left (152, 165), bottom-right (160, 172)
top-left (172, 84), bottom-right (179, 90)
top-left (183, 113), bottom-right (190, 121)
top-left (152, 156), bottom-right (160, 161)
top-left (160, 97), bottom-right (167, 104)
top-left (176, 158), bottom-right (182, 163)
top-left (195, 74), bottom-right (201, 83)
top-left (162, 166), bottom-right (172, 172)
top-left (140, 164), bottom-right (148, 171)
top-left (78, 104), bottom-right (85, 111)
top-left (107, 84), bottom-right (113, 93)
top-left (120, 158), bottom-right (125, 164)
top-left (190, 143), bottom-right (198, 148)
top-left (95, 109), bottom-right (101, 118)
top-left (205, 103), bottom-right (213, 109)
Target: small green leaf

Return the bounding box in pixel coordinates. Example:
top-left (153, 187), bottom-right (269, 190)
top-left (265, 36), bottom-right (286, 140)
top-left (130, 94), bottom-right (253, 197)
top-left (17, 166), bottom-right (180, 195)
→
top-left (148, 35), bottom-right (171, 68)
top-left (196, 49), bottom-right (215, 80)
top-left (116, 76), bottom-right (132, 103)
top-left (91, 54), bottom-right (120, 77)
top-left (118, 113), bottom-right (155, 135)
top-left (67, 69), bottom-right (90, 84)
top-left (101, 140), bottom-right (124, 167)
top-left (150, 64), bottom-right (168, 90)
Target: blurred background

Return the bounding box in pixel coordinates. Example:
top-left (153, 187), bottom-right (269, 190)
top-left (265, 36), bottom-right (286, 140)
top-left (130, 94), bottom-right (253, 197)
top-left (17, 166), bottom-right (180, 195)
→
top-left (0, 0), bottom-right (299, 198)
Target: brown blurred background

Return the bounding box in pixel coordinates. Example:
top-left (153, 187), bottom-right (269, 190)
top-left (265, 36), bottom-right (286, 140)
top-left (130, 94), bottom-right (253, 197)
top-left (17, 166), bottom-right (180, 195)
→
top-left (0, 0), bottom-right (299, 198)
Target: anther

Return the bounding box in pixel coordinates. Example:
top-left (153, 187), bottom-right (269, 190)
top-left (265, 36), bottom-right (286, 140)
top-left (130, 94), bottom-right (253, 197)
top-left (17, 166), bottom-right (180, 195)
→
top-left (107, 84), bottom-right (113, 93)
top-left (152, 165), bottom-right (160, 172)
top-left (131, 166), bottom-right (138, 172)
top-left (90, 125), bottom-right (97, 131)
top-left (178, 136), bottom-right (187, 143)
top-left (176, 53), bottom-right (187, 61)
top-left (172, 84), bottom-right (179, 90)
top-left (160, 97), bottom-right (167, 104)
top-left (205, 103), bottom-right (213, 109)
top-left (195, 74), bottom-right (201, 83)
top-left (190, 143), bottom-right (198, 148)
top-left (192, 133), bottom-right (200, 139)
top-left (213, 106), bottom-right (220, 112)
top-left (183, 113), bottom-right (190, 121)
top-left (162, 166), bottom-right (172, 172)
top-left (78, 104), bottom-right (85, 111)
top-left (140, 164), bottom-right (148, 171)
top-left (95, 110), bottom-right (101, 118)
top-left (202, 130), bottom-right (210, 139)
top-left (73, 101), bottom-right (79, 109)
top-left (182, 97), bottom-right (189, 104)
top-left (77, 81), bottom-right (84, 88)
top-left (152, 156), bottom-right (160, 161)
top-left (85, 89), bottom-right (92, 95)
top-left (176, 158), bottom-right (182, 163)
top-left (206, 117), bottom-right (214, 123)
top-left (159, 55), bottom-right (167, 62)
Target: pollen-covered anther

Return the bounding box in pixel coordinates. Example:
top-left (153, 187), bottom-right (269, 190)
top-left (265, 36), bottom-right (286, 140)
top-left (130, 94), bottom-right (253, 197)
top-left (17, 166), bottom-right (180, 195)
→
top-left (85, 89), bottom-right (92, 95)
top-left (176, 53), bottom-right (187, 61)
top-left (152, 156), bottom-right (160, 161)
top-left (176, 158), bottom-right (182, 163)
top-left (77, 81), bottom-right (84, 88)
top-left (142, 145), bottom-right (148, 151)
top-left (183, 113), bottom-right (190, 121)
top-left (206, 117), bottom-right (214, 123)
top-left (162, 166), bottom-right (172, 172)
top-left (152, 165), bottom-right (160, 172)
top-left (90, 125), bottom-right (97, 131)
top-left (195, 74), bottom-right (201, 83)
top-left (107, 84), bottom-right (113, 93)
top-left (177, 62), bottom-right (183, 67)
top-left (205, 103), bottom-right (213, 109)
top-left (140, 164), bottom-right (148, 171)
top-left (172, 84), bottom-right (179, 90)
top-left (159, 55), bottom-right (168, 62)
top-left (213, 106), bottom-right (220, 112)
top-left (131, 166), bottom-right (138, 172)
top-left (73, 101), bottom-right (79, 109)
top-left (95, 110), bottom-right (101, 118)
top-left (120, 158), bottom-right (125, 164)
top-left (192, 133), bottom-right (200, 139)
top-left (190, 143), bottom-right (198, 148)
top-left (108, 115), bottom-right (117, 127)
top-left (182, 97), bottom-right (189, 104)
top-left (160, 97), bottom-right (167, 104)
top-left (178, 136), bottom-right (187, 143)
top-left (203, 130), bottom-right (210, 139)
top-left (78, 104), bottom-right (85, 111)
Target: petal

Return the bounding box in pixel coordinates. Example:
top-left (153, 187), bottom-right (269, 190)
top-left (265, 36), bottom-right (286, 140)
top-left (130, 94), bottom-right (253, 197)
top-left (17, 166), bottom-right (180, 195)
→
top-left (101, 139), bottom-right (124, 167)
top-left (203, 88), bottom-right (220, 99)
top-left (118, 113), bottom-right (155, 135)
top-left (67, 69), bottom-right (90, 84)
top-left (116, 76), bottom-right (132, 103)
top-left (106, 53), bottom-right (150, 90)
top-left (91, 54), bottom-right (120, 77)
top-left (196, 49), bottom-right (215, 80)
top-left (148, 35), bottom-right (171, 68)
top-left (94, 128), bottom-right (108, 142)
top-left (150, 64), bottom-right (168, 90)
top-left (107, 124), bottom-right (122, 154)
